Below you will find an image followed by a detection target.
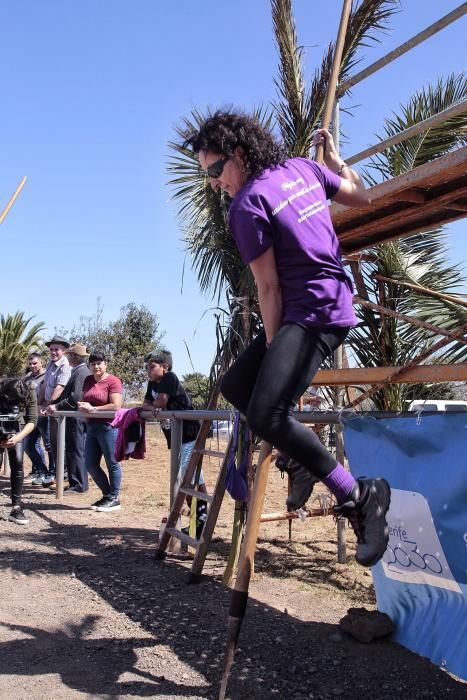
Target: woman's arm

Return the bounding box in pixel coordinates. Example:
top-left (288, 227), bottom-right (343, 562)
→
top-left (314, 128), bottom-right (370, 208)
top-left (249, 247), bottom-right (283, 345)
top-left (92, 393), bottom-right (123, 412)
top-left (0, 422), bottom-right (35, 448)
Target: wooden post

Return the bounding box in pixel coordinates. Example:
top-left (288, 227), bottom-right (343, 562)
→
top-left (219, 441), bottom-right (272, 699)
top-left (331, 96), bottom-right (347, 563)
top-left (314, 0), bottom-right (352, 163)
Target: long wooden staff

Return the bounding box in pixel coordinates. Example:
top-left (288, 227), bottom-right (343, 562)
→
top-left (218, 441), bottom-right (272, 699)
top-left (314, 0), bottom-right (352, 163)
top-left (0, 177), bottom-right (27, 227)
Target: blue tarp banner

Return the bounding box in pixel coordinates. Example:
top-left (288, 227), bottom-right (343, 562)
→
top-left (342, 414), bottom-right (467, 681)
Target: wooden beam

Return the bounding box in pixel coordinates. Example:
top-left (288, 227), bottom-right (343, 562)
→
top-left (447, 202), bottom-right (467, 212)
top-left (338, 184), bottom-right (467, 244)
top-left (374, 273), bottom-right (467, 309)
top-left (330, 147), bottom-right (467, 253)
top-left (332, 147), bottom-right (467, 223)
top-left (399, 189), bottom-right (426, 204)
top-left (0, 177), bottom-right (27, 227)
top-left (353, 296), bottom-right (467, 343)
top-left (312, 364), bottom-right (467, 386)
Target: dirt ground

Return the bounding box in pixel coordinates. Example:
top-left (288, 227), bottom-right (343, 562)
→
top-left (1, 425), bottom-right (465, 699)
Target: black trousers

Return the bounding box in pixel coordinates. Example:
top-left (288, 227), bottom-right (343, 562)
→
top-left (65, 417), bottom-right (88, 491)
top-left (7, 442), bottom-right (24, 507)
top-left (221, 323), bottom-right (349, 479)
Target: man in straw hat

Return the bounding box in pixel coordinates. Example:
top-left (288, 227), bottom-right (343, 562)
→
top-left (46, 343), bottom-right (91, 493)
top-left (37, 335), bottom-right (72, 486)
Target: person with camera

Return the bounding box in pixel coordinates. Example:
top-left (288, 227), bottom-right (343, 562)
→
top-left (0, 377), bottom-right (37, 525)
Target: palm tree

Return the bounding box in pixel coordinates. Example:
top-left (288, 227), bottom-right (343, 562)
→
top-left (167, 0), bottom-right (403, 581)
top-left (0, 312), bottom-right (45, 377)
top-left (347, 73), bottom-right (467, 410)
top-left (168, 0), bottom-right (401, 384)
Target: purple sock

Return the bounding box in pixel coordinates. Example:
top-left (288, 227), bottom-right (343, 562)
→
top-left (322, 464), bottom-right (356, 504)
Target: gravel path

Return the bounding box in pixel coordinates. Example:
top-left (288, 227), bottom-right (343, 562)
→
top-left (1, 437), bottom-right (466, 699)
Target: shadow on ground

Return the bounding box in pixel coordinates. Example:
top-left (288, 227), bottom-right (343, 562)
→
top-left (0, 495), bottom-right (465, 699)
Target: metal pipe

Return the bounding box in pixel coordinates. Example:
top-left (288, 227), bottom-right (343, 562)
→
top-left (51, 408), bottom-right (461, 424)
top-left (55, 416), bottom-right (66, 500)
top-left (2, 448), bottom-right (10, 478)
top-left (338, 3), bottom-right (467, 96)
top-left (346, 99), bottom-right (467, 166)
top-left (169, 418), bottom-right (183, 507)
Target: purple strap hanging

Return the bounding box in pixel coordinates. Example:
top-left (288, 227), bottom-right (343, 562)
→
top-left (225, 412), bottom-right (250, 502)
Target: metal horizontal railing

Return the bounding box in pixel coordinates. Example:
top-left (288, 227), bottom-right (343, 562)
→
top-left (32, 407), bottom-right (463, 500)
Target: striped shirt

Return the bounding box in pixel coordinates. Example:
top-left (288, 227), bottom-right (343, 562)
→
top-left (44, 356), bottom-right (71, 402)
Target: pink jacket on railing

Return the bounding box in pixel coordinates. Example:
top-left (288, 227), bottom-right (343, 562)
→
top-left (111, 408), bottom-right (146, 461)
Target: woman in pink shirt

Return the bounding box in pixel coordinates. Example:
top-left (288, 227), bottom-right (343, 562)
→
top-left (78, 352), bottom-right (123, 512)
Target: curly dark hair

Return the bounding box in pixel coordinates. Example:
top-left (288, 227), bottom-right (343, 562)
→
top-left (184, 109), bottom-right (286, 178)
top-left (0, 377), bottom-right (29, 413)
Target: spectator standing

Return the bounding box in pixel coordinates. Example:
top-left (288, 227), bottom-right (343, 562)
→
top-left (0, 378), bottom-right (37, 524)
top-left (37, 335), bottom-right (71, 486)
top-left (46, 344), bottom-right (91, 493)
top-left (78, 352), bottom-right (123, 511)
top-left (24, 352), bottom-right (49, 481)
top-left (142, 350), bottom-right (207, 536)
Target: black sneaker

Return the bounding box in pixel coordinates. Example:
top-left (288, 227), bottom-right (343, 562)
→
top-left (275, 454), bottom-right (319, 511)
top-left (334, 478), bottom-right (391, 567)
top-left (8, 507), bottom-right (29, 525)
top-left (181, 518), bottom-right (206, 540)
top-left (96, 496), bottom-right (121, 512)
top-left (89, 496), bottom-right (109, 510)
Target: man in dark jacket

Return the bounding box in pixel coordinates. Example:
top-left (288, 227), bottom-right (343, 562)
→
top-left (46, 344), bottom-right (90, 493)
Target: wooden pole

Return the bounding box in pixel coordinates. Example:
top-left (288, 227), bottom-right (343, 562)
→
top-left (314, 0), bottom-right (352, 163)
top-left (338, 4), bottom-right (467, 96)
top-left (354, 295), bottom-right (467, 343)
top-left (374, 274), bottom-right (467, 310)
top-left (349, 324), bottom-right (467, 408)
top-left (0, 177), bottom-right (27, 227)
top-left (218, 441), bottom-right (272, 700)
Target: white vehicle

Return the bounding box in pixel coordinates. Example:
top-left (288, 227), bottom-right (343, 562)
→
top-left (407, 399), bottom-right (467, 412)
top-left (210, 420), bottom-right (232, 436)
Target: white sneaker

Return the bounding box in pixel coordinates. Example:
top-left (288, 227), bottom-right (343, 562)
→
top-left (42, 475), bottom-right (56, 487)
top-left (31, 475), bottom-right (45, 485)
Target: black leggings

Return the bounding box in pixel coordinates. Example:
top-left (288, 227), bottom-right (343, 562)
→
top-left (7, 442), bottom-right (24, 506)
top-left (221, 323), bottom-right (349, 479)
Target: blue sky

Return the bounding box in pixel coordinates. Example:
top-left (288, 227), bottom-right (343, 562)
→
top-left (1, 1), bottom-right (465, 377)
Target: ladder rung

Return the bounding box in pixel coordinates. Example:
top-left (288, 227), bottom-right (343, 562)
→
top-left (179, 487), bottom-right (214, 503)
top-left (194, 448), bottom-right (225, 458)
top-left (166, 527), bottom-right (200, 548)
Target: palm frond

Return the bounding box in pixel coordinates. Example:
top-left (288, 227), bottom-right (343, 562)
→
top-left (272, 0), bottom-right (400, 156)
top-left (348, 74), bottom-right (467, 408)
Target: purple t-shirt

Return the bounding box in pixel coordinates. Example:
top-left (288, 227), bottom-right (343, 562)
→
top-left (228, 157), bottom-right (356, 328)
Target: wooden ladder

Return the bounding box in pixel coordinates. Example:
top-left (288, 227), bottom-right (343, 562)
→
top-left (155, 415), bottom-right (233, 582)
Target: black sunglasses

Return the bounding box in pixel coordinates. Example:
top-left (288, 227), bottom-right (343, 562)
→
top-left (206, 156), bottom-right (229, 179)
